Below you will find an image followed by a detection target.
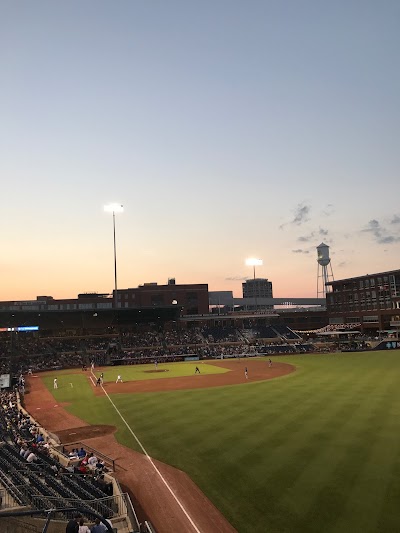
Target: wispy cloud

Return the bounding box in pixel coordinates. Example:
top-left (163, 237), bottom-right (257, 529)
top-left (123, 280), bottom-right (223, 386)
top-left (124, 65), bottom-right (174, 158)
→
top-left (279, 202), bottom-right (311, 229)
top-left (292, 249), bottom-right (310, 254)
top-left (322, 204), bottom-right (334, 216)
top-left (298, 233), bottom-right (315, 242)
top-left (319, 227), bottom-right (329, 237)
top-left (292, 203), bottom-right (311, 225)
top-left (391, 214), bottom-right (400, 224)
top-left (379, 236), bottom-right (398, 244)
top-left (225, 276), bottom-right (249, 281)
top-left (361, 218), bottom-right (400, 244)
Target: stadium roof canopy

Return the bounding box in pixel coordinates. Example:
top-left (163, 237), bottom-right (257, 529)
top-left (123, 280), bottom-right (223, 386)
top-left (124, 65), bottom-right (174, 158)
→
top-left (0, 306), bottom-right (182, 330)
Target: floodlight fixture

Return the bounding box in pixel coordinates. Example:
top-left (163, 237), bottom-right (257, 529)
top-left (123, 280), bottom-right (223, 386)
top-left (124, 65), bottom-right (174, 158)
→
top-left (245, 258), bottom-right (263, 267)
top-left (245, 257), bottom-right (263, 311)
top-left (104, 203), bottom-right (124, 213)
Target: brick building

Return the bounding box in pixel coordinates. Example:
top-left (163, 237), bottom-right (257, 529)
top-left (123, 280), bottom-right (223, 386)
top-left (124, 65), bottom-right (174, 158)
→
top-left (115, 282), bottom-right (209, 315)
top-left (0, 282), bottom-right (209, 316)
top-left (326, 269), bottom-right (400, 332)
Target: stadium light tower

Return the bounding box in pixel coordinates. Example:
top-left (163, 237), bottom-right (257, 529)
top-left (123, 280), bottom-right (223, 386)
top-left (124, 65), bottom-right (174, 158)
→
top-left (245, 258), bottom-right (263, 311)
top-left (104, 203), bottom-right (124, 308)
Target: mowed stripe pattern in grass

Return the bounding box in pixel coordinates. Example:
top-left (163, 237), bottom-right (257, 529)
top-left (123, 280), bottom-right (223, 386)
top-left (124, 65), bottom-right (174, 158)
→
top-left (54, 352), bottom-right (400, 533)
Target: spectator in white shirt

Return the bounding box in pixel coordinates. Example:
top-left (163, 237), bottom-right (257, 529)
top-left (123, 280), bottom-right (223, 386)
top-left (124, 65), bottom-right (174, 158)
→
top-left (78, 517), bottom-right (91, 533)
top-left (87, 454), bottom-right (98, 467)
top-left (26, 452), bottom-right (37, 463)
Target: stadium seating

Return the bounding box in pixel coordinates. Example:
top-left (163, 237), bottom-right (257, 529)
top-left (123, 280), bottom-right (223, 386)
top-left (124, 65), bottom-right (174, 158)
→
top-left (201, 326), bottom-right (239, 343)
top-left (272, 325), bottom-right (302, 340)
top-left (0, 391), bottom-right (115, 521)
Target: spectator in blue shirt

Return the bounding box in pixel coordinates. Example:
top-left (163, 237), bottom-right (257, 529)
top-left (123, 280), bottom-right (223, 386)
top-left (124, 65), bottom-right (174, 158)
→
top-left (90, 518), bottom-right (105, 533)
top-left (77, 447), bottom-right (86, 458)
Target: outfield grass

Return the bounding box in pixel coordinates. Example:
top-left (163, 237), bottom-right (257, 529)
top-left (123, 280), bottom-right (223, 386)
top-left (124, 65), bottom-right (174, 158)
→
top-left (42, 351), bottom-right (400, 533)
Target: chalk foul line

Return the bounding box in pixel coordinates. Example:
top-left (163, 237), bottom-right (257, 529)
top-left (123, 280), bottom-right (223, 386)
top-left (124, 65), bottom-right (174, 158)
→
top-left (91, 370), bottom-right (201, 533)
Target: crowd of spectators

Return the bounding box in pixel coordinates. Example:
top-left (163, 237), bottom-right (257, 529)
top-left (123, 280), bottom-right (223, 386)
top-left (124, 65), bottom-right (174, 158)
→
top-left (0, 390), bottom-right (50, 450)
top-left (15, 352), bottom-right (85, 375)
top-left (197, 345), bottom-right (253, 357)
top-left (0, 340), bottom-right (10, 357)
top-left (85, 338), bottom-right (115, 351)
top-left (1, 323), bottom-right (368, 376)
top-left (0, 391), bottom-right (116, 530)
top-left (201, 326), bottom-right (240, 343)
top-left (120, 330), bottom-right (160, 348)
top-left (62, 448), bottom-right (112, 491)
top-left (163, 328), bottom-right (204, 346)
top-left (0, 358), bottom-right (11, 374)
top-left (255, 343), bottom-right (314, 354)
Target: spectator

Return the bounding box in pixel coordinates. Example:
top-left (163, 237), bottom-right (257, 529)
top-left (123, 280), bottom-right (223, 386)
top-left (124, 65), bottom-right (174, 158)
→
top-left (78, 447), bottom-right (86, 458)
top-left (87, 453), bottom-right (98, 468)
top-left (69, 448), bottom-right (79, 459)
top-left (90, 518), bottom-right (105, 533)
top-left (96, 474), bottom-right (113, 496)
top-left (78, 517), bottom-right (91, 533)
top-left (66, 513), bottom-right (81, 533)
top-left (99, 515), bottom-right (113, 532)
top-left (26, 450), bottom-right (37, 463)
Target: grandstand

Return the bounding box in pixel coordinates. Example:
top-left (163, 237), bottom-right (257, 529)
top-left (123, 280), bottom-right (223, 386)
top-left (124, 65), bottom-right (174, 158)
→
top-left (1, 302), bottom-right (387, 531)
top-left (0, 389), bottom-right (142, 532)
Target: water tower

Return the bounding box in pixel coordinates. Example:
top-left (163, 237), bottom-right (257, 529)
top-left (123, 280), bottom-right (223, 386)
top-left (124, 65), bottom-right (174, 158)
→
top-left (317, 242), bottom-right (334, 298)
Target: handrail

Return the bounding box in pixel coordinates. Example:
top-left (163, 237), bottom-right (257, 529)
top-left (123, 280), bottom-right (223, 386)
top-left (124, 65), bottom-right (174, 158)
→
top-left (124, 491), bottom-right (141, 532)
top-left (0, 507), bottom-right (113, 533)
top-left (62, 442), bottom-right (115, 472)
top-left (143, 520), bottom-right (157, 533)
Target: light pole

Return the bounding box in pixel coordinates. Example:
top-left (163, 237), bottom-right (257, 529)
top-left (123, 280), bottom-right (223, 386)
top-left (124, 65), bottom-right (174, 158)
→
top-left (245, 258), bottom-right (263, 312)
top-left (104, 203), bottom-right (124, 308)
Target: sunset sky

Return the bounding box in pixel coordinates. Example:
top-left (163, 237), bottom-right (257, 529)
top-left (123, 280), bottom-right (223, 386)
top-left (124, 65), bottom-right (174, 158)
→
top-left (1, 1), bottom-right (399, 301)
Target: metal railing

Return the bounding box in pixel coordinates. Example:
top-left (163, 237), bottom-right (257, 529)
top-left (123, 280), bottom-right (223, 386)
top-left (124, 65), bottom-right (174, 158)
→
top-left (0, 482), bottom-right (30, 509)
top-left (0, 506), bottom-right (114, 533)
top-left (32, 493), bottom-right (127, 518)
top-left (124, 491), bottom-right (141, 532)
top-left (143, 520), bottom-right (157, 533)
top-left (0, 486), bottom-right (22, 510)
top-left (62, 442), bottom-right (115, 471)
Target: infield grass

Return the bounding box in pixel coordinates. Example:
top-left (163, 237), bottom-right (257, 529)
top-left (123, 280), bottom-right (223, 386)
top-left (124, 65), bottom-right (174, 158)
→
top-left (42, 351), bottom-right (400, 533)
top-left (42, 361), bottom-right (227, 390)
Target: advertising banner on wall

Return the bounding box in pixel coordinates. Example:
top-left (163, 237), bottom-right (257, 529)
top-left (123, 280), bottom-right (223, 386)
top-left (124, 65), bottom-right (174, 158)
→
top-left (375, 340), bottom-right (400, 350)
top-left (0, 374), bottom-right (11, 389)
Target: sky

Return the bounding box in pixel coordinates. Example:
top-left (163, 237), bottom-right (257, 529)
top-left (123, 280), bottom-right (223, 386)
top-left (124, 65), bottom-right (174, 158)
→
top-left (1, 0), bottom-right (400, 301)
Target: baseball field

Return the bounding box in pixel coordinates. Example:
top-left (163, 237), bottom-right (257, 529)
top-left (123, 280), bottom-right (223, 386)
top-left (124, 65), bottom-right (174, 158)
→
top-left (28, 351), bottom-right (400, 533)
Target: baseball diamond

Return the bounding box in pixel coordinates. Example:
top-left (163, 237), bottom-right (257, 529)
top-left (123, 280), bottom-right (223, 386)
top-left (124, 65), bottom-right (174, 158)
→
top-left (19, 351), bottom-right (400, 533)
